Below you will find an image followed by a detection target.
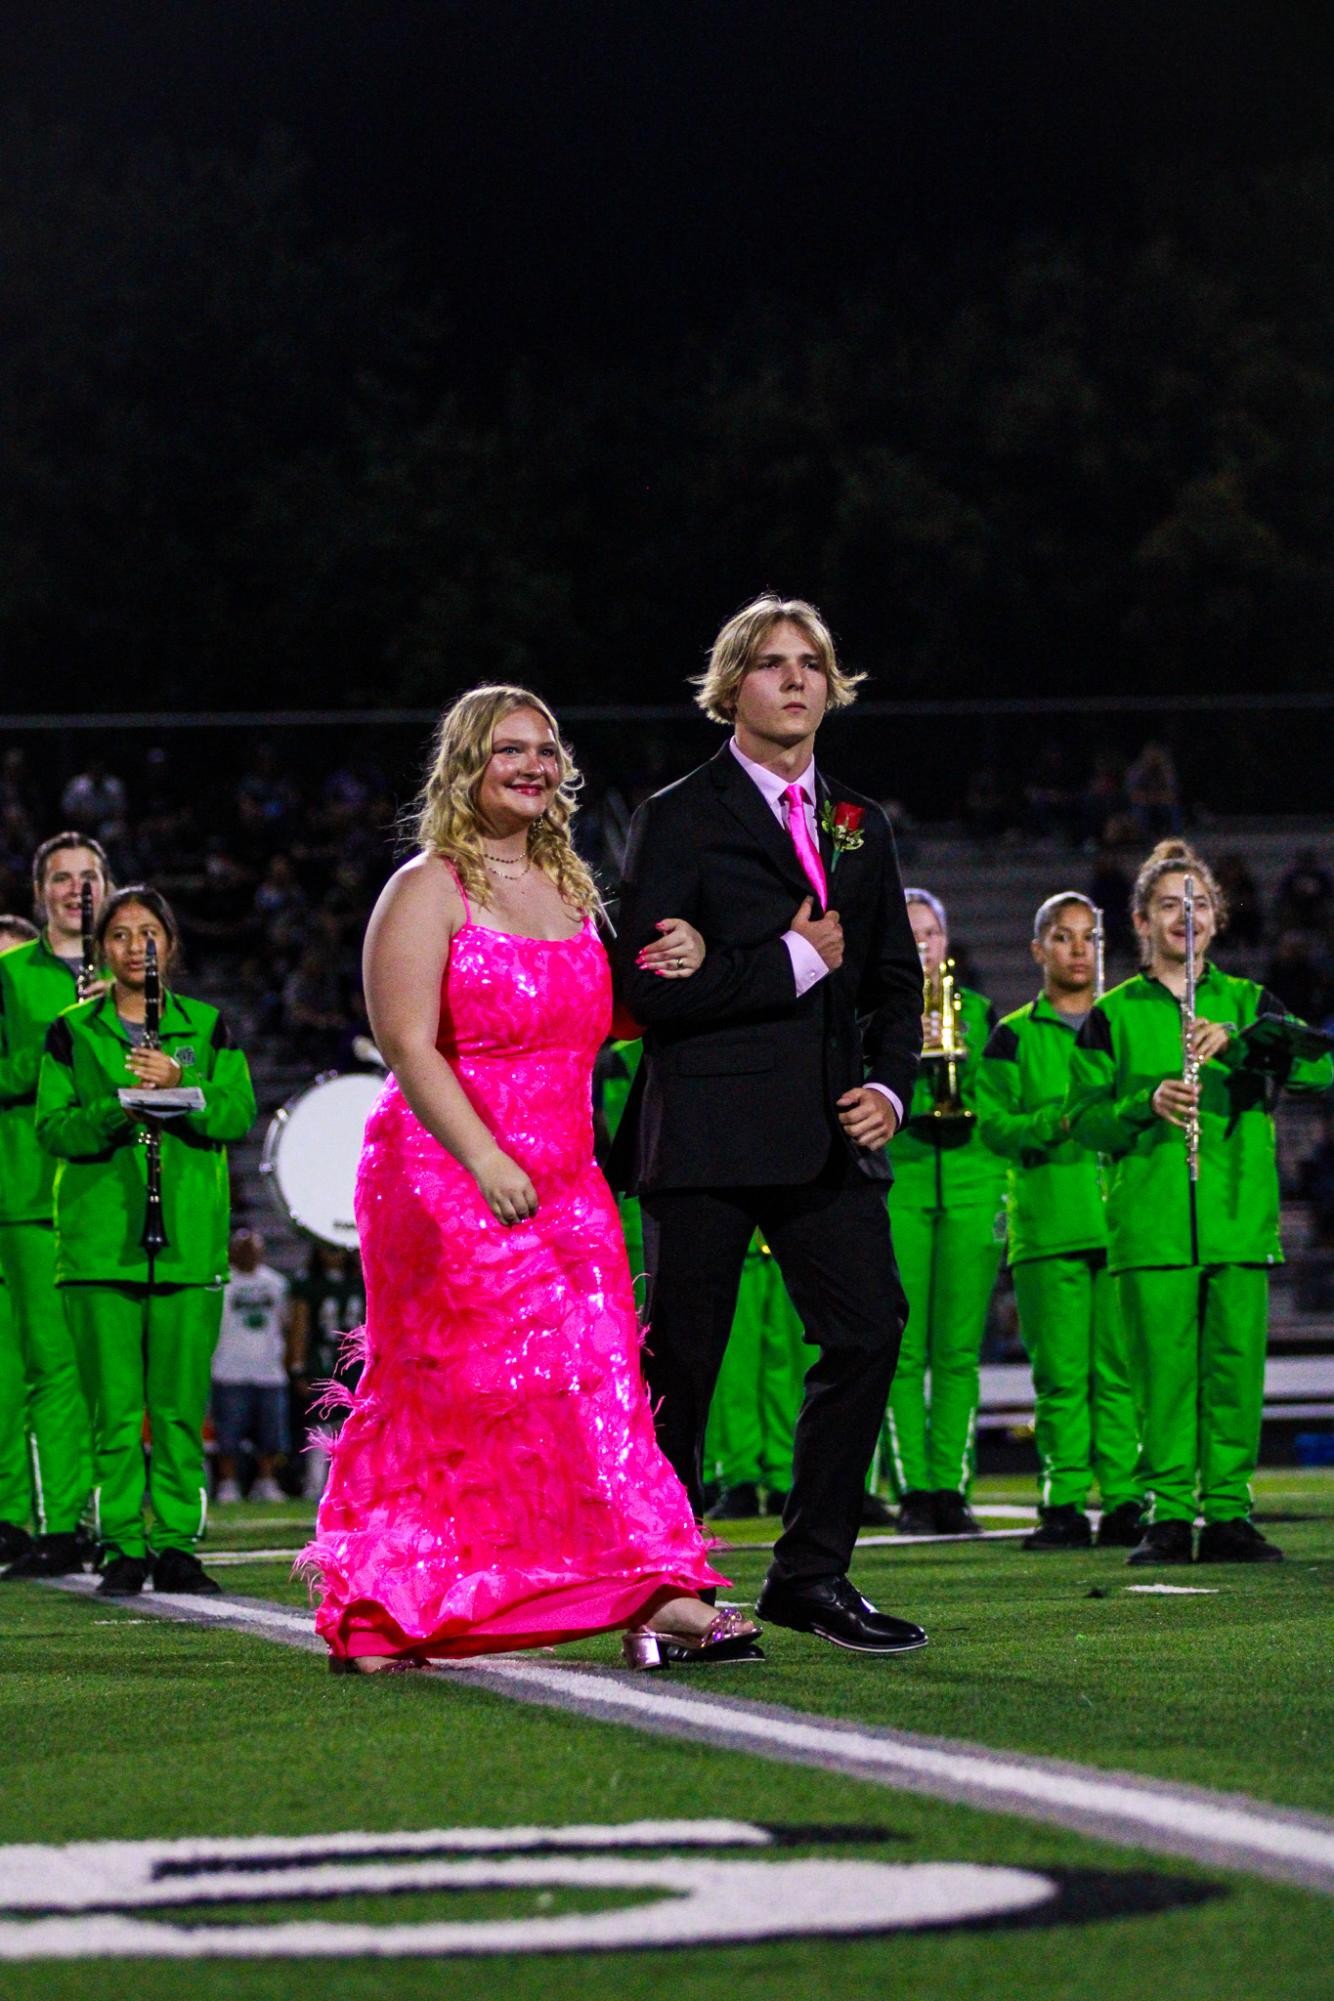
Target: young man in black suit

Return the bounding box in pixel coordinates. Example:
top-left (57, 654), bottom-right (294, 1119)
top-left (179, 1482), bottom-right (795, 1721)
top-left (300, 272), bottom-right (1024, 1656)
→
top-left (612, 596), bottom-right (926, 1655)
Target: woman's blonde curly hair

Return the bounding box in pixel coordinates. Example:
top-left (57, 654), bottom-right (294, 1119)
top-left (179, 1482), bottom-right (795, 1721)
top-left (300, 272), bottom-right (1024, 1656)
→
top-left (413, 685), bottom-right (601, 918)
top-left (692, 595), bottom-right (865, 724)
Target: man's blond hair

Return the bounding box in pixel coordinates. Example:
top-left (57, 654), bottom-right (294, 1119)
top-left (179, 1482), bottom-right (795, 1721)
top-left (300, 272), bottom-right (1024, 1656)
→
top-left (692, 595), bottom-right (865, 725)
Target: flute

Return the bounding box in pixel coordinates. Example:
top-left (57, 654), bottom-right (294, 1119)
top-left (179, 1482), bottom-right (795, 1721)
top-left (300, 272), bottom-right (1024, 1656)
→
top-left (1092, 905), bottom-right (1106, 1002)
top-left (140, 934), bottom-right (171, 1264)
top-left (1181, 874), bottom-right (1200, 1183)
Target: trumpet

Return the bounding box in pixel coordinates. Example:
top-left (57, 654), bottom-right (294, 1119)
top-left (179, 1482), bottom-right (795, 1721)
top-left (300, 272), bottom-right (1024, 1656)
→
top-left (919, 950), bottom-right (972, 1126)
top-left (1181, 874), bottom-right (1200, 1183)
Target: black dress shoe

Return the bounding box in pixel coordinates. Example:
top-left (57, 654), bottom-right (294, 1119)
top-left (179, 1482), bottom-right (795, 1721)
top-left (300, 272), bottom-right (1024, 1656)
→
top-left (152, 1548), bottom-right (223, 1595)
top-left (763, 1487), bottom-right (790, 1518)
top-left (933, 1491), bottom-right (983, 1536)
top-left (756, 1573), bottom-right (927, 1655)
top-left (1022, 1504), bottom-right (1093, 1550)
top-left (1126, 1519), bottom-right (1193, 1566)
top-left (895, 1491), bottom-right (938, 1536)
top-left (860, 1491), bottom-right (897, 1527)
top-left (1, 1531), bottom-right (85, 1580)
top-left (1095, 1500), bottom-right (1146, 1548)
top-left (1197, 1518), bottom-right (1283, 1564)
top-left (98, 1553), bottom-right (150, 1597)
top-left (704, 1483), bottom-right (762, 1521)
top-left (0, 1522), bottom-right (33, 1566)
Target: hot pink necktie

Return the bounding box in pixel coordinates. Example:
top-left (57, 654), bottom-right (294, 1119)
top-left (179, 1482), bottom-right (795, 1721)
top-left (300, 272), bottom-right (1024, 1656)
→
top-left (783, 783), bottom-right (827, 907)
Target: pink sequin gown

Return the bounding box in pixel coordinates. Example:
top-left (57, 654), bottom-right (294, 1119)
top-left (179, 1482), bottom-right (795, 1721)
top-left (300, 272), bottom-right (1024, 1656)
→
top-left (302, 906), bottom-right (723, 1660)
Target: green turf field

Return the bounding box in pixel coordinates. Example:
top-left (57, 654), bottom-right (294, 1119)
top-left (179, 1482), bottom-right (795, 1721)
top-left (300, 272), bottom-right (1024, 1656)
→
top-left (2, 1470), bottom-right (1332, 1999)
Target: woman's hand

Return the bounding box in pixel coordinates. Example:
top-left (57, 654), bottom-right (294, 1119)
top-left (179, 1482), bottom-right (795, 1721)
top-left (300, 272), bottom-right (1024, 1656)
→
top-left (469, 1144), bottom-right (539, 1226)
top-left (126, 1048), bottom-right (182, 1090)
top-left (1191, 1019), bottom-right (1232, 1064)
top-left (1151, 1077), bottom-right (1199, 1128)
top-left (637, 918), bottom-right (706, 980)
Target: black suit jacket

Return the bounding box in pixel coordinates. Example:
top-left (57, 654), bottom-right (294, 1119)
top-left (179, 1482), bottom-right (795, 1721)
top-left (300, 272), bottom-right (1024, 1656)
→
top-left (609, 742), bottom-right (922, 1193)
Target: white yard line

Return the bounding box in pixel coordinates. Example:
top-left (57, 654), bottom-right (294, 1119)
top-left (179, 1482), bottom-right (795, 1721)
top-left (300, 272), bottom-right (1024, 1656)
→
top-left (48, 1580), bottom-right (1334, 1897)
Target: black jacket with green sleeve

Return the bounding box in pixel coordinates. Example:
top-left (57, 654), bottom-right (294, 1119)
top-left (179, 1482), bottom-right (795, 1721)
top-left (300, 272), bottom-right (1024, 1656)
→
top-left (1065, 965), bottom-right (1331, 1273)
top-left (36, 989), bottom-right (257, 1286)
top-left (0, 936), bottom-right (88, 1223)
top-left (975, 993), bottom-right (1108, 1266)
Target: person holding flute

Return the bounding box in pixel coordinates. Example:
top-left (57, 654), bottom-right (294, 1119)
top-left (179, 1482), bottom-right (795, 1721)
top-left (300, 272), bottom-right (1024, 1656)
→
top-left (975, 893), bottom-right (1141, 1549)
top-left (0, 834), bottom-right (112, 1581)
top-left (1066, 840), bottom-right (1332, 1565)
top-left (35, 886), bottom-right (256, 1596)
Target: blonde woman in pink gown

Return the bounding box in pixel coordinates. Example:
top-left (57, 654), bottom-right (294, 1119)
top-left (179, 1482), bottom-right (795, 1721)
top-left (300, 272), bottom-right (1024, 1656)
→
top-left (302, 686), bottom-right (759, 1672)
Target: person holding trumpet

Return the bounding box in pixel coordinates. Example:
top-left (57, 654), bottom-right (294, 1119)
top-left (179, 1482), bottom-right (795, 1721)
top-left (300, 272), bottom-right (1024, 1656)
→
top-left (880, 889), bottom-right (1006, 1536)
top-left (35, 886), bottom-right (256, 1597)
top-left (1066, 840), bottom-right (1332, 1565)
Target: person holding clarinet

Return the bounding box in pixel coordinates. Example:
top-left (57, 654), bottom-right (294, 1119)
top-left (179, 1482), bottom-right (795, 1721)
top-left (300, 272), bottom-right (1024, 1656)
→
top-left (1066, 840), bottom-right (1332, 1566)
top-left (35, 886), bottom-right (256, 1596)
top-left (0, 833), bottom-right (112, 1581)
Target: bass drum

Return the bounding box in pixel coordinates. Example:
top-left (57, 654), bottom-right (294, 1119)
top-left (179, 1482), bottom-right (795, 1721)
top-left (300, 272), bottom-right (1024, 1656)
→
top-left (260, 1070), bottom-right (386, 1250)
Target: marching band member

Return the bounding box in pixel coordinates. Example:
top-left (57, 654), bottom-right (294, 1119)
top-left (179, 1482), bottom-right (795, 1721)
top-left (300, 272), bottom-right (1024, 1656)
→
top-left (975, 893), bottom-right (1141, 1550)
top-left (35, 886), bottom-right (256, 1597)
top-left (1067, 841), bottom-right (1332, 1565)
top-left (881, 890), bottom-right (1006, 1536)
top-left (0, 916), bottom-right (39, 1566)
top-left (0, 836), bottom-right (111, 1580)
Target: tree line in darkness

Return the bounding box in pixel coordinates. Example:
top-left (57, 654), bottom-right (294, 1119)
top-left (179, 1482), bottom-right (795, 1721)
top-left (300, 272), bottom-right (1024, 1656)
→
top-left (3, 112), bottom-right (1332, 711)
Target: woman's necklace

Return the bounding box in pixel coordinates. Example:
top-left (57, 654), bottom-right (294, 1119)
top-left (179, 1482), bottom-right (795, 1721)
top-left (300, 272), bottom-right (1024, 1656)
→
top-left (481, 847), bottom-right (531, 877)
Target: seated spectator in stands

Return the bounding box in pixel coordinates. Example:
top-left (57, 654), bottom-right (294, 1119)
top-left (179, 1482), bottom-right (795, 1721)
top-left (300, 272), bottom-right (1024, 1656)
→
top-left (1277, 849), bottom-right (1334, 937)
top-left (254, 853), bottom-right (308, 953)
top-left (190, 837), bottom-right (257, 953)
top-left (282, 945), bottom-right (348, 1063)
top-left (1080, 751), bottom-right (1127, 847)
top-left (1263, 932), bottom-right (1331, 1028)
top-left (235, 743), bottom-right (300, 860)
top-left (289, 1244), bottom-right (365, 1499)
top-left (1213, 851), bottom-right (1264, 949)
top-left (1124, 741), bottom-right (1182, 839)
top-left (212, 1230), bottom-right (294, 1504)
top-left (60, 759), bottom-right (128, 842)
top-left (1088, 814), bottom-right (1141, 963)
top-left (964, 764), bottom-right (1014, 841)
top-left (1022, 739), bottom-right (1078, 843)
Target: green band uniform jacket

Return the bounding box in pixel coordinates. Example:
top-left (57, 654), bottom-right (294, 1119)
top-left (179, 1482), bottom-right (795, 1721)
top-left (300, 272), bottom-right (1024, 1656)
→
top-left (36, 991), bottom-right (257, 1286)
top-left (888, 986), bottom-right (1007, 1211)
top-left (975, 993), bottom-right (1108, 1265)
top-left (1065, 965), bottom-right (1331, 1273)
top-left (0, 936), bottom-right (91, 1223)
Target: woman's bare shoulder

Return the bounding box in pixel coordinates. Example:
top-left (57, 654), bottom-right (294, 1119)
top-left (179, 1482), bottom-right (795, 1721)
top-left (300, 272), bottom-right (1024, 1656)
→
top-left (369, 852), bottom-right (466, 930)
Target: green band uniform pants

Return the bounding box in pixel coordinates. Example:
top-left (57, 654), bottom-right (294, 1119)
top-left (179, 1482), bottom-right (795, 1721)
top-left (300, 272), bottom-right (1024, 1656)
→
top-left (1116, 1263), bottom-right (1268, 1525)
top-left (0, 1282), bottom-right (32, 1525)
top-left (1011, 1252), bottom-right (1139, 1512)
top-left (61, 1282), bottom-right (222, 1558)
top-left (881, 1202), bottom-right (1002, 1497)
top-left (703, 1244), bottom-right (807, 1493)
top-left (0, 1222), bottom-right (90, 1534)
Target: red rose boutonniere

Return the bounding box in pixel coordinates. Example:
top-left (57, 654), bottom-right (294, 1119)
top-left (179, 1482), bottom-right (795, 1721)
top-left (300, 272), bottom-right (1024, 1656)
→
top-left (820, 799), bottom-right (866, 872)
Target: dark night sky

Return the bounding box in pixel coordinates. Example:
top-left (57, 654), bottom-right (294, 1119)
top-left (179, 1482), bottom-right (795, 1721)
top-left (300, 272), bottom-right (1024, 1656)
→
top-left (9, 2), bottom-right (1334, 380)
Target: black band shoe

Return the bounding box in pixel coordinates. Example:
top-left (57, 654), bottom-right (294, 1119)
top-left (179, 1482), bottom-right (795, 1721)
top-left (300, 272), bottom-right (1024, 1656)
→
top-left (933, 1491), bottom-right (983, 1537)
top-left (1, 1532), bottom-right (85, 1580)
top-left (1197, 1518), bottom-right (1283, 1564)
top-left (860, 1492), bottom-right (897, 1527)
top-left (1022, 1505), bottom-right (1093, 1551)
top-left (152, 1548), bottom-right (223, 1595)
top-left (756, 1573), bottom-right (927, 1655)
top-left (98, 1553), bottom-right (150, 1597)
top-left (1126, 1519), bottom-right (1193, 1566)
top-left (1095, 1500), bottom-right (1146, 1548)
top-left (704, 1483), bottom-right (762, 1522)
top-left (895, 1491), bottom-right (938, 1536)
top-left (0, 1522), bottom-right (34, 1567)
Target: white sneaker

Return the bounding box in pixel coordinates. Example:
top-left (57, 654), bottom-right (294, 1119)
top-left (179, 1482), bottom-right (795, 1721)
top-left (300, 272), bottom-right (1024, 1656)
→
top-left (214, 1478), bottom-right (242, 1505)
top-left (303, 1457), bottom-right (329, 1500)
top-left (248, 1476), bottom-right (284, 1504)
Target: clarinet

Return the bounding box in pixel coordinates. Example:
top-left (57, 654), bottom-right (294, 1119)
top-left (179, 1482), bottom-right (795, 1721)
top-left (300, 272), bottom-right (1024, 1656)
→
top-left (1181, 874), bottom-right (1201, 1184)
top-left (79, 881), bottom-right (97, 998)
top-left (140, 934), bottom-right (171, 1263)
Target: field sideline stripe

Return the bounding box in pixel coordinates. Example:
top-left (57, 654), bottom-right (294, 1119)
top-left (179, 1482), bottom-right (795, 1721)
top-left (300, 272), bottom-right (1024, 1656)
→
top-left (48, 1581), bottom-right (1334, 1897)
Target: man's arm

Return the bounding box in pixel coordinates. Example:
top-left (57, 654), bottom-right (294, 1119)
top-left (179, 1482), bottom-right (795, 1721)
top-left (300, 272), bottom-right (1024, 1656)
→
top-left (855, 811), bottom-right (923, 1113)
top-left (613, 795), bottom-right (799, 1027)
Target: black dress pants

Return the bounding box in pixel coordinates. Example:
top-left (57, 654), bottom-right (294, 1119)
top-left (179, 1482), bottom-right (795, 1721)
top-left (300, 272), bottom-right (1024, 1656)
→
top-left (641, 1173), bottom-right (907, 1586)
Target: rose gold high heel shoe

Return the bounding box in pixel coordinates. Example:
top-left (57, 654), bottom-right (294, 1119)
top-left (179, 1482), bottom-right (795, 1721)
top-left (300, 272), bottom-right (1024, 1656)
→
top-left (621, 1608), bottom-right (764, 1671)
